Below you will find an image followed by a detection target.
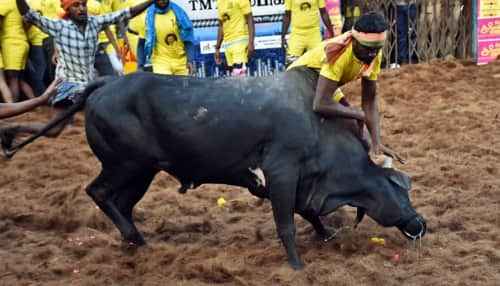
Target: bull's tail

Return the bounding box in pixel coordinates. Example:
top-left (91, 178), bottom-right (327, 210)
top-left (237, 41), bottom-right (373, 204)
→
top-left (2, 76), bottom-right (115, 158)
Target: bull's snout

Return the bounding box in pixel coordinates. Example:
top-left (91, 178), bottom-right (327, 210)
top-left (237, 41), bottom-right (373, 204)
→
top-left (398, 215), bottom-right (426, 240)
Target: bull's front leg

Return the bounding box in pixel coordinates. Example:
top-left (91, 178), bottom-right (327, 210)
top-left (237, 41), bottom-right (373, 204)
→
top-left (265, 164), bottom-right (303, 270)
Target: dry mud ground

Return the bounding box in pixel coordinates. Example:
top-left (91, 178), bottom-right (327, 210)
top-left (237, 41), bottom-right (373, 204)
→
top-left (0, 60), bottom-right (499, 286)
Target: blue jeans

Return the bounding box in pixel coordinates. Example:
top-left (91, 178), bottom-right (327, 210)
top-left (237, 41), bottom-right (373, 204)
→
top-left (397, 4), bottom-right (417, 64)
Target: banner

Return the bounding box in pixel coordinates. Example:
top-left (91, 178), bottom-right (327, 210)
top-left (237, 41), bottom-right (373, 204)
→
top-left (175, 0), bottom-right (286, 77)
top-left (477, 0), bottom-right (500, 64)
top-left (200, 35), bottom-right (282, 54)
top-left (177, 0), bottom-right (285, 25)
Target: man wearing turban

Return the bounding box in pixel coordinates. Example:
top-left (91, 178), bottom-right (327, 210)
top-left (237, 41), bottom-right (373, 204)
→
top-left (0, 0), bottom-right (154, 142)
top-left (288, 12), bottom-right (402, 163)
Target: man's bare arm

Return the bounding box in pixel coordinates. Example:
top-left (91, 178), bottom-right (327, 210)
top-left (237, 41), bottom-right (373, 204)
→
top-left (281, 10), bottom-right (291, 49)
top-left (16, 0), bottom-right (30, 16)
top-left (361, 77), bottom-right (380, 152)
top-left (129, 0), bottom-right (153, 18)
top-left (0, 78), bottom-right (61, 119)
top-left (104, 27), bottom-right (121, 60)
top-left (245, 13), bottom-right (255, 59)
top-left (313, 75), bottom-right (365, 120)
top-left (214, 20), bottom-right (224, 64)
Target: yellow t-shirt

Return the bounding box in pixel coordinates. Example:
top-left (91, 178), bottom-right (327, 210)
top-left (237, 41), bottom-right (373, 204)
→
top-left (128, 0), bottom-right (146, 37)
top-left (217, 0), bottom-right (252, 43)
top-left (130, 12), bottom-right (146, 37)
top-left (110, 0), bottom-right (133, 11)
top-left (0, 0), bottom-right (28, 42)
top-left (148, 10), bottom-right (186, 64)
top-left (285, 0), bottom-right (325, 31)
top-left (40, 0), bottom-right (63, 19)
top-left (289, 39), bottom-right (382, 85)
top-left (27, 0), bottom-right (49, 46)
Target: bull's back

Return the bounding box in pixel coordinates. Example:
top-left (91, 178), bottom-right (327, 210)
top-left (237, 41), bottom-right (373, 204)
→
top-left (85, 73), bottom-right (301, 174)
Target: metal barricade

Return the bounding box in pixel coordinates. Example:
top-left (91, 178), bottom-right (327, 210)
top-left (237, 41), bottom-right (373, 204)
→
top-left (362, 0), bottom-right (473, 67)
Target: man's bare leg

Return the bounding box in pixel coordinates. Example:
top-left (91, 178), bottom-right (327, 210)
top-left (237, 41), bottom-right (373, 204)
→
top-left (0, 69), bottom-right (13, 103)
top-left (20, 78), bottom-right (36, 99)
top-left (5, 71), bottom-right (21, 102)
top-left (0, 107), bottom-right (73, 150)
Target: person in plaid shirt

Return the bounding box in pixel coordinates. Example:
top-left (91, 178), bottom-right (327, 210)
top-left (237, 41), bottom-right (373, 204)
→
top-left (3, 0), bottom-right (153, 139)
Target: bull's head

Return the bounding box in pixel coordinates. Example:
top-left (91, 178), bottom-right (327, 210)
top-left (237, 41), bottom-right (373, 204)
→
top-left (357, 169), bottom-right (427, 240)
top-left (312, 167), bottom-right (427, 241)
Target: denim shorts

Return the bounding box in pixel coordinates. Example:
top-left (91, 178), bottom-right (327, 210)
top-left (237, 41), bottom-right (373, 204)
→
top-left (50, 81), bottom-right (85, 108)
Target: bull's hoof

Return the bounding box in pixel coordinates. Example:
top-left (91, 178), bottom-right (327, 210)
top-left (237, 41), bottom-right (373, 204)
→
top-left (0, 129), bottom-right (16, 159)
top-left (177, 184), bottom-right (189, 194)
top-left (124, 232), bottom-right (146, 247)
top-left (288, 260), bottom-right (305, 270)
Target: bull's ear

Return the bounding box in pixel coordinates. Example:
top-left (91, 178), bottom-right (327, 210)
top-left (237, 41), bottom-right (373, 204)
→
top-left (388, 170), bottom-right (412, 191)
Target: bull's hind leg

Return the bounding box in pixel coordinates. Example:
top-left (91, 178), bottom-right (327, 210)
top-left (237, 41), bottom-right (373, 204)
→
top-left (114, 170), bottom-right (157, 225)
top-left (86, 167), bottom-right (146, 245)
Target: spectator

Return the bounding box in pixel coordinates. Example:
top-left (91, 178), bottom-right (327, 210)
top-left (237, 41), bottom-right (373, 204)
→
top-left (0, 0), bottom-right (36, 101)
top-left (395, 0), bottom-right (417, 65)
top-left (340, 0), bottom-right (362, 33)
top-left (3, 0), bottom-right (153, 139)
top-left (142, 0), bottom-right (195, 75)
top-left (0, 43), bottom-right (13, 103)
top-left (214, 0), bottom-right (255, 76)
top-left (281, 0), bottom-right (334, 65)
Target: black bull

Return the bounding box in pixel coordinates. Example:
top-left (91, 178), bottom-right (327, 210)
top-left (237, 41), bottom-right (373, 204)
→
top-left (5, 68), bottom-right (426, 269)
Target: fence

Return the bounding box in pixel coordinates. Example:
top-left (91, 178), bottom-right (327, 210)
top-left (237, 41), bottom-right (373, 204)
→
top-left (360, 0), bottom-right (473, 67)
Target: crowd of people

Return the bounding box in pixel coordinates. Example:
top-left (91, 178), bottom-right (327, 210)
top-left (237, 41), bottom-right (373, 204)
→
top-left (0, 0), bottom-right (402, 162)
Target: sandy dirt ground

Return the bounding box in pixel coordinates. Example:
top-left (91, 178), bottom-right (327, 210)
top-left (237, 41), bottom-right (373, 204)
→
top-left (0, 60), bottom-right (499, 286)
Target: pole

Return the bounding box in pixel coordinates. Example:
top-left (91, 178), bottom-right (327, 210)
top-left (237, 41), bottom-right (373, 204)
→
top-left (471, 0), bottom-right (477, 62)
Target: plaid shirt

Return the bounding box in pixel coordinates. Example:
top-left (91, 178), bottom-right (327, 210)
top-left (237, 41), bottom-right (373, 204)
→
top-left (24, 9), bottom-right (131, 84)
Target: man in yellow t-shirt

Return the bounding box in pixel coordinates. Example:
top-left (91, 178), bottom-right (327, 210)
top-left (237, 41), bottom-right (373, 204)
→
top-left (214, 0), bottom-right (255, 76)
top-left (288, 12), bottom-right (401, 162)
top-left (142, 0), bottom-right (194, 75)
top-left (0, 0), bottom-right (34, 102)
top-left (281, 0), bottom-right (333, 65)
top-left (149, 10), bottom-right (187, 75)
